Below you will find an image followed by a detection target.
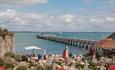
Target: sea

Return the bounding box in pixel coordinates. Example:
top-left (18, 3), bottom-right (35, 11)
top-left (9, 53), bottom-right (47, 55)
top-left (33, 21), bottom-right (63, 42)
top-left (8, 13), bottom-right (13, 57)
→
top-left (15, 32), bottom-right (112, 55)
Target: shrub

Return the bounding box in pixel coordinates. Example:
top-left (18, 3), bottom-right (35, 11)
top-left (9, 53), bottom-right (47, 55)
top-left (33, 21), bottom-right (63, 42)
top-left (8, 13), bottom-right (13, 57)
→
top-left (76, 63), bottom-right (83, 69)
top-left (4, 52), bottom-right (21, 61)
top-left (0, 58), bottom-right (4, 66)
top-left (44, 64), bottom-right (52, 70)
top-left (4, 57), bottom-right (15, 69)
top-left (5, 52), bottom-right (16, 58)
top-left (0, 28), bottom-right (14, 40)
top-left (16, 66), bottom-right (28, 70)
top-left (4, 64), bottom-right (14, 70)
top-left (14, 54), bottom-right (21, 61)
top-left (36, 64), bottom-right (45, 70)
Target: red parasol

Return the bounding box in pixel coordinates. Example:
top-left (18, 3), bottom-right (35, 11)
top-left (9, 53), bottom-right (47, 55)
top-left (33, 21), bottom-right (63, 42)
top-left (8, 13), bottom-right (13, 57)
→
top-left (56, 67), bottom-right (65, 70)
top-left (0, 66), bottom-right (5, 70)
top-left (108, 65), bottom-right (115, 70)
top-left (63, 46), bottom-right (68, 58)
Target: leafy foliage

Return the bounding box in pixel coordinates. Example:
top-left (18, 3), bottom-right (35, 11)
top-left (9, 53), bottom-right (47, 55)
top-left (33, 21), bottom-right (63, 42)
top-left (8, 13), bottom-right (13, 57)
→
top-left (0, 28), bottom-right (14, 40)
top-left (16, 66), bottom-right (28, 70)
top-left (5, 52), bottom-right (16, 58)
top-left (36, 64), bottom-right (45, 70)
top-left (44, 64), bottom-right (52, 70)
top-left (0, 58), bottom-right (4, 66)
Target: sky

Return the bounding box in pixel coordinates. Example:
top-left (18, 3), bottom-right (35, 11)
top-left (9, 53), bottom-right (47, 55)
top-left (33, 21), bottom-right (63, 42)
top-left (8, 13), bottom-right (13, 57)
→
top-left (0, 0), bottom-right (115, 32)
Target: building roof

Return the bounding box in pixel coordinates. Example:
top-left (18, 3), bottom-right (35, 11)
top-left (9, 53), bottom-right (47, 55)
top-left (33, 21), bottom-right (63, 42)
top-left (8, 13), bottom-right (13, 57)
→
top-left (96, 32), bottom-right (115, 49)
top-left (107, 32), bottom-right (115, 39)
top-left (96, 38), bottom-right (115, 49)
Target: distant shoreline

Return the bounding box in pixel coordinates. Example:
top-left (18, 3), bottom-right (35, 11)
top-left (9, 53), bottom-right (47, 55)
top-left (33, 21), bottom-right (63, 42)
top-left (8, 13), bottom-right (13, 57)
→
top-left (12, 31), bottom-right (112, 33)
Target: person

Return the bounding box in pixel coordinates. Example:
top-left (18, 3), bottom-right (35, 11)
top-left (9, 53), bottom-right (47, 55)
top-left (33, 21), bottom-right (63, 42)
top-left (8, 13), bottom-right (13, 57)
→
top-left (99, 64), bottom-right (106, 70)
top-left (27, 56), bottom-right (31, 62)
top-left (69, 51), bottom-right (73, 58)
top-left (43, 55), bottom-right (47, 60)
top-left (21, 55), bottom-right (26, 61)
top-left (38, 54), bottom-right (42, 60)
top-left (31, 54), bottom-right (38, 61)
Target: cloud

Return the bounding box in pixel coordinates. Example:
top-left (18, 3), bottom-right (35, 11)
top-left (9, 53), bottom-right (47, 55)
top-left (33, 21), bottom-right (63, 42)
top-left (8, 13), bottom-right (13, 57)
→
top-left (58, 13), bottom-right (75, 23)
top-left (106, 17), bottom-right (115, 22)
top-left (6, 9), bottom-right (16, 12)
top-left (0, 0), bottom-right (48, 5)
top-left (0, 9), bottom-right (115, 32)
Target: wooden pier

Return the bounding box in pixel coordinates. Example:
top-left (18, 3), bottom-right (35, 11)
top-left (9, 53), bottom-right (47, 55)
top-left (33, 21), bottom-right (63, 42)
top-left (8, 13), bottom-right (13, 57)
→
top-left (37, 35), bottom-right (99, 50)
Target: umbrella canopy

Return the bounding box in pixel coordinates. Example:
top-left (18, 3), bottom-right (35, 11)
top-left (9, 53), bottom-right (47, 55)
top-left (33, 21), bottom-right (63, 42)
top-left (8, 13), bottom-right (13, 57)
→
top-left (25, 46), bottom-right (42, 54)
top-left (63, 46), bottom-right (68, 58)
top-left (25, 46), bottom-right (42, 50)
top-left (0, 66), bottom-right (5, 70)
top-left (108, 65), bottom-right (115, 70)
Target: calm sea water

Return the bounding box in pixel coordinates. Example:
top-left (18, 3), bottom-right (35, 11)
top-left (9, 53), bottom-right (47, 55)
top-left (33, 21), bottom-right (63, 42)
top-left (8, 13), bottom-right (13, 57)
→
top-left (15, 32), bottom-right (111, 55)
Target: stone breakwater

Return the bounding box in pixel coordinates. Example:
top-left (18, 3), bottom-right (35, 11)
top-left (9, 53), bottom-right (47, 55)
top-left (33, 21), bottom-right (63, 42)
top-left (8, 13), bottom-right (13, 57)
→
top-left (0, 28), bottom-right (15, 57)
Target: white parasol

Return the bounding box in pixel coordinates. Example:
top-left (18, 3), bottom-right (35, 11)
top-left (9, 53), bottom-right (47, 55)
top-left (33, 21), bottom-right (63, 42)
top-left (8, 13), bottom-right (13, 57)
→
top-left (25, 46), bottom-right (42, 54)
